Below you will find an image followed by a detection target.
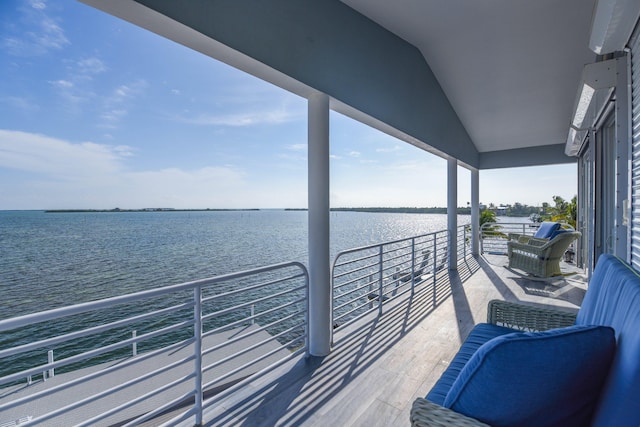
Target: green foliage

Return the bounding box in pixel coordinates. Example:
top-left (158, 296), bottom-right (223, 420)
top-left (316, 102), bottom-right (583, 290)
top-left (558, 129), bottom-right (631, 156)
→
top-left (480, 209), bottom-right (497, 226)
top-left (540, 195), bottom-right (577, 228)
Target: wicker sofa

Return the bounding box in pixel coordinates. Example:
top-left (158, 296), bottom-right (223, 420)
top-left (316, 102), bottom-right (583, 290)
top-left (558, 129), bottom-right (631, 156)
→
top-left (411, 254), bottom-right (640, 427)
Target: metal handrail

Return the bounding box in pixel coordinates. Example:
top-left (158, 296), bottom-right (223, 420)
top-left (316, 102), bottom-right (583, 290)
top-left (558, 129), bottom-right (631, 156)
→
top-left (0, 261), bottom-right (308, 426)
top-left (331, 225), bottom-right (470, 332)
top-left (479, 221), bottom-right (575, 254)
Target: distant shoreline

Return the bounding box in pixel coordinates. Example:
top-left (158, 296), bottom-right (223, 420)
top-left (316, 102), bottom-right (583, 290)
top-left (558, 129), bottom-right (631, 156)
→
top-left (43, 207), bottom-right (478, 214)
top-left (44, 208), bottom-right (260, 213)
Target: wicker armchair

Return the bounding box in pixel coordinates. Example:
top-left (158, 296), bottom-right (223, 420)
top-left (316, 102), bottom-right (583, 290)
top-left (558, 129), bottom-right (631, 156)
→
top-left (410, 300), bottom-right (577, 427)
top-left (507, 231), bottom-right (580, 277)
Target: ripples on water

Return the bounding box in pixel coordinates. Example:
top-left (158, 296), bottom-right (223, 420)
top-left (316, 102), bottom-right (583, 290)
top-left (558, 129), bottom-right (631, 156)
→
top-left (0, 210), bottom-right (473, 319)
top-left (0, 210), bottom-right (481, 380)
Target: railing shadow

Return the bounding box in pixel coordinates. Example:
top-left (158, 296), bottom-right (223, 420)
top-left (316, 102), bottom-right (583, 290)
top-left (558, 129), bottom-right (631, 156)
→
top-left (201, 255), bottom-right (482, 425)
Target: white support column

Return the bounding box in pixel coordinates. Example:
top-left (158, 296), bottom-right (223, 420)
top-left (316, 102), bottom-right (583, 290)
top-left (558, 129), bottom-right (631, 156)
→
top-left (471, 168), bottom-right (480, 256)
top-left (308, 92), bottom-right (331, 356)
top-left (448, 157), bottom-right (458, 270)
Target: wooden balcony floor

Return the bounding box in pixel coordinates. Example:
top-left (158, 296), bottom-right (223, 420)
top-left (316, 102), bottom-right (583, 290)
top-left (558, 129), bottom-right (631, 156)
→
top-left (187, 254), bottom-right (586, 427)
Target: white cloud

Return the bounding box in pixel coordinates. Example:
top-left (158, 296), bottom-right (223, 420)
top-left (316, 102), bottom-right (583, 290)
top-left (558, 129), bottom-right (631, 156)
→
top-left (76, 57), bottom-right (106, 75)
top-left (2, 0), bottom-right (69, 56)
top-left (182, 107), bottom-right (302, 127)
top-left (287, 144), bottom-right (307, 152)
top-left (50, 79), bottom-right (73, 89)
top-left (99, 80), bottom-right (148, 128)
top-left (0, 129), bottom-right (272, 210)
top-left (1, 96), bottom-right (40, 112)
top-left (0, 129), bottom-right (129, 178)
top-left (376, 145), bottom-right (402, 153)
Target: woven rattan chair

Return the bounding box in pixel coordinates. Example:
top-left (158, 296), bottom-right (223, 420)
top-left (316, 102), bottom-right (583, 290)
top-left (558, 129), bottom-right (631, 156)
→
top-left (507, 231), bottom-right (580, 278)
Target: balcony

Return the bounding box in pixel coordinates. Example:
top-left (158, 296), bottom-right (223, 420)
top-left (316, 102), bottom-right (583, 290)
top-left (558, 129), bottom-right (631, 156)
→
top-left (0, 225), bottom-right (584, 426)
top-left (196, 256), bottom-right (584, 426)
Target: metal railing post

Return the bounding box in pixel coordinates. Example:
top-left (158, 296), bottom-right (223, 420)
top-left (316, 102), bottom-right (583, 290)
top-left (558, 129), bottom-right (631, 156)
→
top-left (410, 238), bottom-right (416, 294)
top-left (132, 330), bottom-right (137, 356)
top-left (194, 285), bottom-right (203, 426)
top-left (378, 246), bottom-right (384, 315)
top-left (432, 234), bottom-right (438, 305)
top-left (48, 350), bottom-right (54, 379)
top-left (464, 226), bottom-right (468, 259)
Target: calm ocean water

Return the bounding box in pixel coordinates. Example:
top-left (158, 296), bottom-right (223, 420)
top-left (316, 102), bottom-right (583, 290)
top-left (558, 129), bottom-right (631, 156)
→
top-left (0, 210), bottom-right (479, 320)
top-left (0, 210), bottom-right (531, 379)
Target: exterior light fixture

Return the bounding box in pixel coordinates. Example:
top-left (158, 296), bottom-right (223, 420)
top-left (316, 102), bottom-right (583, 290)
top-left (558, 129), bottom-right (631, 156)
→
top-left (565, 59), bottom-right (617, 156)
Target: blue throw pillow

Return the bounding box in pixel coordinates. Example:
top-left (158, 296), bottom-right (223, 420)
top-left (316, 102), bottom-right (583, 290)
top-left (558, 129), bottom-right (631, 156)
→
top-left (534, 221), bottom-right (561, 239)
top-left (443, 325), bottom-right (615, 427)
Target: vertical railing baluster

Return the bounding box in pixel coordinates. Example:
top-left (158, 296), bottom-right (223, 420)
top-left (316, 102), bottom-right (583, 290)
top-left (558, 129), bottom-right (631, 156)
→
top-left (132, 330), bottom-right (137, 356)
top-left (48, 350), bottom-right (54, 379)
top-left (378, 246), bottom-right (384, 315)
top-left (433, 233), bottom-right (438, 306)
top-left (194, 285), bottom-right (203, 426)
top-left (410, 238), bottom-right (416, 294)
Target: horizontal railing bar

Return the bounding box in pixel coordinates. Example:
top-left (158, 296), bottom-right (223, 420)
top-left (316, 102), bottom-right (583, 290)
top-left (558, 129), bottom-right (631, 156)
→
top-left (333, 304), bottom-right (374, 327)
top-left (0, 337), bottom-right (196, 412)
top-left (202, 312), bottom-right (305, 358)
top-left (0, 301), bottom-right (193, 359)
top-left (202, 323), bottom-right (302, 373)
top-left (333, 292), bottom-right (370, 312)
top-left (333, 258), bottom-right (380, 279)
top-left (184, 346), bottom-right (307, 427)
top-left (78, 369), bottom-right (197, 427)
top-left (202, 334), bottom-right (304, 391)
top-left (334, 279), bottom-right (376, 301)
top-left (121, 389), bottom-right (196, 427)
top-left (333, 231), bottom-right (442, 260)
top-left (333, 269), bottom-right (378, 288)
top-left (0, 319), bottom-right (194, 386)
top-left (332, 251), bottom-right (380, 269)
top-left (203, 284), bottom-right (306, 320)
top-left (205, 296), bottom-right (306, 336)
top-left (31, 358), bottom-right (197, 426)
top-left (334, 300), bottom-right (374, 323)
top-left (201, 271), bottom-right (306, 304)
top-left (0, 261), bottom-right (307, 333)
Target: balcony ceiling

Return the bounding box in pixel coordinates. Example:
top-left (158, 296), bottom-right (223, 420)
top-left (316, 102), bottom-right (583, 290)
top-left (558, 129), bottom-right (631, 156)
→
top-left (341, 0), bottom-right (597, 154)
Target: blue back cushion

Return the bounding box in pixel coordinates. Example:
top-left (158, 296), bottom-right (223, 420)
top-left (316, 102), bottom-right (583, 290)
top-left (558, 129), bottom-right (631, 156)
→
top-left (576, 254), bottom-right (640, 427)
top-left (534, 221), bottom-right (561, 239)
top-left (426, 323), bottom-right (517, 405)
top-left (548, 227), bottom-right (569, 240)
top-left (443, 325), bottom-right (615, 427)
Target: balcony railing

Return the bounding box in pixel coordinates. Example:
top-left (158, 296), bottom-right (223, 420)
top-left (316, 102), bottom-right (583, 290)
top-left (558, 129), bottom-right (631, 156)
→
top-left (0, 224), bottom-right (477, 426)
top-left (0, 262), bottom-right (308, 426)
top-left (331, 225), bottom-right (470, 331)
top-left (480, 222), bottom-right (536, 255)
top-left (480, 222), bottom-right (575, 255)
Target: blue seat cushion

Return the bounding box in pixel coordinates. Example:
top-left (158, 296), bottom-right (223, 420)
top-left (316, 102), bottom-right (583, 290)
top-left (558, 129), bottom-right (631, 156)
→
top-left (443, 325), bottom-right (616, 427)
top-left (425, 323), bottom-right (517, 405)
top-left (534, 221), bottom-right (561, 239)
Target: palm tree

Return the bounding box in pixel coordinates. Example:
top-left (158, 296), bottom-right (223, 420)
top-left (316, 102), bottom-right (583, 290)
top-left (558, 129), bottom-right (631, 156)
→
top-left (546, 195), bottom-right (577, 228)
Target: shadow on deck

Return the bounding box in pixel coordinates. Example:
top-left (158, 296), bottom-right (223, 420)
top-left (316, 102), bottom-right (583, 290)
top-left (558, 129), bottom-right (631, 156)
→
top-left (187, 254), bottom-right (586, 427)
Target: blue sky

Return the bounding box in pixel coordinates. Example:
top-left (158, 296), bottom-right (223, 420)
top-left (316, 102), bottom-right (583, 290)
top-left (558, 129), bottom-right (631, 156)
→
top-left (0, 0), bottom-right (576, 210)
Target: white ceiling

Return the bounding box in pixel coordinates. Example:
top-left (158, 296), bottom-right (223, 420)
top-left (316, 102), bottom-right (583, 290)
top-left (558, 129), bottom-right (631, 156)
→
top-left (341, 0), bottom-right (597, 153)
